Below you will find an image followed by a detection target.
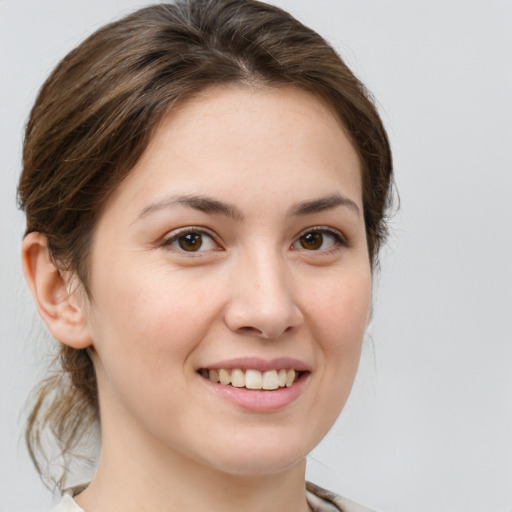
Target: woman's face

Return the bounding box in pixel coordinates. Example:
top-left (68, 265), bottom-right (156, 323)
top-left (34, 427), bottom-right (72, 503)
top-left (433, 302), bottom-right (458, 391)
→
top-left (84, 85), bottom-right (371, 476)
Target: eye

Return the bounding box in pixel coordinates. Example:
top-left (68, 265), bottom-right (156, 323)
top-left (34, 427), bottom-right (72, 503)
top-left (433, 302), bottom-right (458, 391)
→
top-left (162, 229), bottom-right (218, 253)
top-left (292, 228), bottom-right (345, 252)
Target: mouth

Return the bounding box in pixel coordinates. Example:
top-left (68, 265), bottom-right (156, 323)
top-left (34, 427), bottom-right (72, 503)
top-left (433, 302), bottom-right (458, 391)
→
top-left (197, 368), bottom-right (304, 390)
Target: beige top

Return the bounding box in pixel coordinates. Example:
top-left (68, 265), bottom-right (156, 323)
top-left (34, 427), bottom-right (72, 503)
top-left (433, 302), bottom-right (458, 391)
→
top-left (51, 482), bottom-right (377, 512)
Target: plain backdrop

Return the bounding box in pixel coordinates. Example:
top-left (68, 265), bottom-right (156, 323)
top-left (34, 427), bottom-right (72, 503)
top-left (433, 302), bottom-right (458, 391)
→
top-left (1, 1), bottom-right (511, 511)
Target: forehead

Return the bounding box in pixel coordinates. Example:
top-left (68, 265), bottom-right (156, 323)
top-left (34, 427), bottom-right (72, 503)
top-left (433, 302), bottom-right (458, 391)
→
top-left (153, 84), bottom-right (353, 160)
top-left (101, 85), bottom-right (362, 220)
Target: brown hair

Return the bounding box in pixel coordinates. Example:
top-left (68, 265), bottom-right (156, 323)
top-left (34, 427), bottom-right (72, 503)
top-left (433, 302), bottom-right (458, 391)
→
top-left (18, 0), bottom-right (393, 488)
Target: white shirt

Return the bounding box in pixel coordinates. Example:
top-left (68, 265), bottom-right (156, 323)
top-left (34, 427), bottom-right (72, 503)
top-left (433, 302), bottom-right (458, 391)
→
top-left (51, 482), bottom-right (378, 512)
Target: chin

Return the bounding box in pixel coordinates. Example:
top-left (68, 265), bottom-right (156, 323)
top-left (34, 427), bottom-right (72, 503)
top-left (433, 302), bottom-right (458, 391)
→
top-left (201, 437), bottom-right (311, 477)
top-left (212, 455), bottom-right (307, 477)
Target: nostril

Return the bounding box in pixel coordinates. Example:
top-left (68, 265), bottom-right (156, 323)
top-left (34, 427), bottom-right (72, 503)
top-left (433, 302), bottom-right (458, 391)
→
top-left (235, 324), bottom-right (296, 339)
top-left (238, 326), bottom-right (261, 335)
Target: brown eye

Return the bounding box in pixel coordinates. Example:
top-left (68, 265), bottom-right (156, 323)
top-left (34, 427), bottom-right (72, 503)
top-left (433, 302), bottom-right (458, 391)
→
top-left (292, 228), bottom-right (343, 252)
top-left (164, 230), bottom-right (217, 253)
top-left (178, 233), bottom-right (203, 251)
top-left (299, 232), bottom-right (324, 250)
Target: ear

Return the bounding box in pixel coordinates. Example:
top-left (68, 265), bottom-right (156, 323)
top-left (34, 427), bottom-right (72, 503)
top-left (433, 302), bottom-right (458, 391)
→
top-left (21, 232), bottom-right (92, 349)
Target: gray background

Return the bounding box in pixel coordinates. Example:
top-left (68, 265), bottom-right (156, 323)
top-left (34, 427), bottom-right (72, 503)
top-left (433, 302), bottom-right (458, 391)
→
top-left (1, 1), bottom-right (511, 511)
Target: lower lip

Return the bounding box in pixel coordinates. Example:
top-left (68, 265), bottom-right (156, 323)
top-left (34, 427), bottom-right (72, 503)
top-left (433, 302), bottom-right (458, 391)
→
top-left (199, 372), bottom-right (309, 412)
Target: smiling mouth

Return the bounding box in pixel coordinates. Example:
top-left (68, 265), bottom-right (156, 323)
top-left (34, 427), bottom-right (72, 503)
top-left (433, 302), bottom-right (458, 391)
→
top-left (198, 368), bottom-right (303, 390)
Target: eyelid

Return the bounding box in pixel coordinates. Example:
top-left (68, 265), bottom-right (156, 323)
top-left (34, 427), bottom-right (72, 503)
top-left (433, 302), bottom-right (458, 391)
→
top-left (292, 226), bottom-right (348, 251)
top-left (158, 225), bottom-right (347, 254)
top-left (160, 226), bottom-right (223, 253)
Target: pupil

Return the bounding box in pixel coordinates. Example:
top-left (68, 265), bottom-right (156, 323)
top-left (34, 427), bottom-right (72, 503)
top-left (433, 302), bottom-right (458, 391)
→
top-left (179, 233), bottom-right (202, 251)
top-left (301, 232), bottom-right (323, 250)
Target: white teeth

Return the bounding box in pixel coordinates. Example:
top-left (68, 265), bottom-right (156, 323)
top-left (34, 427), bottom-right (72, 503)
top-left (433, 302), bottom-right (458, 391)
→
top-left (262, 370), bottom-right (279, 390)
top-left (201, 367), bottom-right (301, 390)
top-left (231, 369), bottom-right (245, 388)
top-left (285, 369), bottom-right (296, 387)
top-left (219, 368), bottom-right (231, 385)
top-left (245, 369), bottom-right (263, 389)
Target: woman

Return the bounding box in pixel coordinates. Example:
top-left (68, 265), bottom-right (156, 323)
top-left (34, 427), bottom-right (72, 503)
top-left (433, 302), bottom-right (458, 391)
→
top-left (18, 1), bottom-right (393, 511)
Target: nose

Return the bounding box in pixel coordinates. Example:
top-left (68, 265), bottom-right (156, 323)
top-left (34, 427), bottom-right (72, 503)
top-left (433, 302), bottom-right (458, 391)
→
top-left (223, 251), bottom-right (304, 339)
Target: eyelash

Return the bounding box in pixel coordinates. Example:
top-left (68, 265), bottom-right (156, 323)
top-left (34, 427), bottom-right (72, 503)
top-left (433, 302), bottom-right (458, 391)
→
top-left (159, 226), bottom-right (347, 255)
top-left (291, 226), bottom-right (347, 254)
top-left (160, 227), bottom-right (221, 254)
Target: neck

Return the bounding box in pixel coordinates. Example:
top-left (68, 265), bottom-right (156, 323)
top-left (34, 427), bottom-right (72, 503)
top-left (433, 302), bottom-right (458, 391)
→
top-left (75, 427), bottom-right (311, 512)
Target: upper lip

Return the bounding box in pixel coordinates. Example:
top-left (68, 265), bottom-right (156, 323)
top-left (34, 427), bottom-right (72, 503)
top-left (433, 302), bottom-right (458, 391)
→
top-left (197, 357), bottom-right (311, 373)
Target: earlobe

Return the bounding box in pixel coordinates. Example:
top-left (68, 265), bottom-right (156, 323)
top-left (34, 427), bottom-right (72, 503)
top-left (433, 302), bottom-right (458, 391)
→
top-left (21, 232), bottom-right (92, 349)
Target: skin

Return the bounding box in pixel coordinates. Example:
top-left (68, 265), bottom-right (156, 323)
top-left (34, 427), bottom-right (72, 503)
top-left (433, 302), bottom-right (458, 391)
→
top-left (23, 85), bottom-right (371, 512)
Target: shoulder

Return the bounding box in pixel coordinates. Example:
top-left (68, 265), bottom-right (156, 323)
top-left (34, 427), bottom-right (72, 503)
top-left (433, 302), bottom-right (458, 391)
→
top-left (306, 482), bottom-right (380, 512)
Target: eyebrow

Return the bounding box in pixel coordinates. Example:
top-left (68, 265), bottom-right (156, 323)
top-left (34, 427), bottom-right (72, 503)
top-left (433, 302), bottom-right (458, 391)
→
top-left (135, 194), bottom-right (244, 221)
top-left (288, 194), bottom-right (360, 217)
top-left (135, 192), bottom-right (360, 223)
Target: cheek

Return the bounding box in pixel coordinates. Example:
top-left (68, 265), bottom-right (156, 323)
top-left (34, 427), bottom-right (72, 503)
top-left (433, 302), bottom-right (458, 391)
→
top-left (293, 269), bottom-right (371, 446)
top-left (88, 262), bottom-right (227, 361)
top-left (303, 269), bottom-right (371, 355)
top-left (86, 266), bottom-right (226, 423)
